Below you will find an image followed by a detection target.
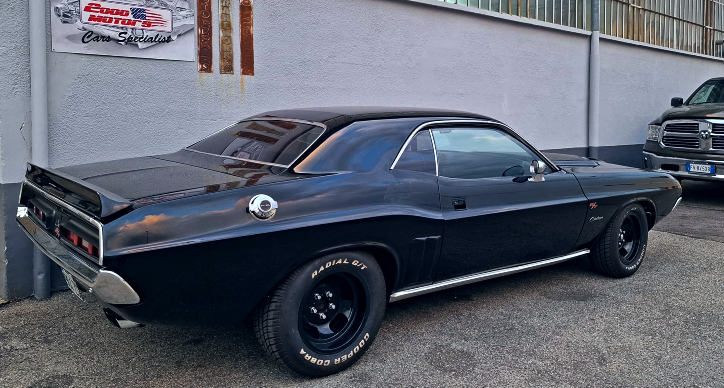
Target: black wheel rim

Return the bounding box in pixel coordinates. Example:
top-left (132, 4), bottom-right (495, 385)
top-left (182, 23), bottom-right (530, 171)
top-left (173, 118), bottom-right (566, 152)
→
top-left (298, 272), bottom-right (368, 354)
top-left (618, 213), bottom-right (642, 265)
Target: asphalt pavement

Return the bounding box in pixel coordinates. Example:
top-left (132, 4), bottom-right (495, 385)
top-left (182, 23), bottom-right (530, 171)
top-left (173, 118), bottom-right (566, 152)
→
top-left (1, 180), bottom-right (722, 388)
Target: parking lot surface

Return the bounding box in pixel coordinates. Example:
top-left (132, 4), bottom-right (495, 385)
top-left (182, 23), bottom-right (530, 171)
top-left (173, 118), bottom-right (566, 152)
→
top-left (1, 180), bottom-right (722, 388)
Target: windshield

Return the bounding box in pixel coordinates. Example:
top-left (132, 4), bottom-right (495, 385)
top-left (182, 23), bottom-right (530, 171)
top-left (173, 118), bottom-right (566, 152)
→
top-left (687, 79), bottom-right (724, 105)
top-left (187, 120), bottom-right (325, 166)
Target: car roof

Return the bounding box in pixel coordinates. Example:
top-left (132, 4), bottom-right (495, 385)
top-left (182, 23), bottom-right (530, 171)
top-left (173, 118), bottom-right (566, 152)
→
top-left (251, 106), bottom-right (496, 130)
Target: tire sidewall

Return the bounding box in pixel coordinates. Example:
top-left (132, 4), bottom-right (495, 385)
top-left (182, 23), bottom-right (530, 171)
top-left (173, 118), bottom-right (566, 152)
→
top-left (609, 205), bottom-right (648, 275)
top-left (279, 252), bottom-right (386, 376)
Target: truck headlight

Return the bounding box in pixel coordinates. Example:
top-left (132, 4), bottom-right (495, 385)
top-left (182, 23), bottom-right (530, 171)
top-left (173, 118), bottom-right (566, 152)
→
top-left (647, 125), bottom-right (662, 141)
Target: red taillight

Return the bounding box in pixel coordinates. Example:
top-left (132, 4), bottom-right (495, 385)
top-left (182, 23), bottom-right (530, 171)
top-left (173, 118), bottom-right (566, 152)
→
top-left (65, 230), bottom-right (98, 257)
top-left (66, 230), bottom-right (82, 245)
top-left (33, 206), bottom-right (45, 221)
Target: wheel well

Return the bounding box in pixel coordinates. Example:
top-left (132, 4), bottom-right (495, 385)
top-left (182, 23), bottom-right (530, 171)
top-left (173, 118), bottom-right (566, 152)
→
top-left (355, 246), bottom-right (398, 297)
top-left (638, 200), bottom-right (656, 230)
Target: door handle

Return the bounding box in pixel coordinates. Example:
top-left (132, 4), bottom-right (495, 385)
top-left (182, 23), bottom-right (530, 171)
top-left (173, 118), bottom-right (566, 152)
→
top-left (452, 198), bottom-right (467, 211)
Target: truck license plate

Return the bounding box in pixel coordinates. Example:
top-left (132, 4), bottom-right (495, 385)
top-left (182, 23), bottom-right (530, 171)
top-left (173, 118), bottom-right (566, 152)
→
top-left (687, 163), bottom-right (714, 174)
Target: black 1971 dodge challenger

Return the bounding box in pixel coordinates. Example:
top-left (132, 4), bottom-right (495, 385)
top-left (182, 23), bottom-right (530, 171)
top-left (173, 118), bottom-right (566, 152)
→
top-left (17, 107), bottom-right (681, 376)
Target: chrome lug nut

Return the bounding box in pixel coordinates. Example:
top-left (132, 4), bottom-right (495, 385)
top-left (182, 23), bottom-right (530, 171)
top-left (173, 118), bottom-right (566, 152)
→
top-left (314, 293), bottom-right (322, 300)
top-left (310, 307), bottom-right (317, 314)
top-left (319, 313), bottom-right (326, 319)
top-left (325, 291), bottom-right (333, 298)
top-left (329, 303), bottom-right (336, 310)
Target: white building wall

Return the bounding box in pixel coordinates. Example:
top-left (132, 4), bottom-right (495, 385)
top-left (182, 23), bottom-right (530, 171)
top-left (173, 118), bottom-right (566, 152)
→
top-left (45, 0), bottom-right (591, 170)
top-left (599, 38), bottom-right (724, 148)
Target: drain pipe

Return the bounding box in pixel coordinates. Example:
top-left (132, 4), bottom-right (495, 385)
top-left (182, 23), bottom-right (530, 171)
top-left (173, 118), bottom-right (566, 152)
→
top-left (30, 0), bottom-right (51, 299)
top-left (588, 0), bottom-right (601, 159)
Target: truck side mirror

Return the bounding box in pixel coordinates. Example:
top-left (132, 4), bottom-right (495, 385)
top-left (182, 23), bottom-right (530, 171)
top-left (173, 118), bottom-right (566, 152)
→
top-left (671, 97), bottom-right (684, 107)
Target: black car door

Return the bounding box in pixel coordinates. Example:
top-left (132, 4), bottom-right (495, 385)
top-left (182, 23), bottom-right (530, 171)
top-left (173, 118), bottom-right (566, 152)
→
top-left (431, 125), bottom-right (589, 280)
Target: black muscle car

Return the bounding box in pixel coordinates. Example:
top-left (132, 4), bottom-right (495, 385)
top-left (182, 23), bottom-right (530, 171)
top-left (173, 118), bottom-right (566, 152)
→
top-left (17, 107), bottom-right (682, 376)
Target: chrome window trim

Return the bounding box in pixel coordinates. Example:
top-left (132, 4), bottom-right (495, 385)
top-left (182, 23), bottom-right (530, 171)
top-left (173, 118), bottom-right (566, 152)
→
top-left (183, 148), bottom-right (289, 168)
top-left (390, 119), bottom-right (559, 175)
top-left (389, 249), bottom-right (590, 302)
top-left (184, 117), bottom-right (328, 169)
top-left (429, 129), bottom-right (439, 176)
top-left (23, 180), bottom-right (105, 266)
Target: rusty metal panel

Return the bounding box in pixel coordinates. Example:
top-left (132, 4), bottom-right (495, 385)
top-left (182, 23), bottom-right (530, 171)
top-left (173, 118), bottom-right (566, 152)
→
top-left (197, 0), bottom-right (213, 73)
top-left (240, 0), bottom-right (255, 76)
top-left (219, 0), bottom-right (234, 74)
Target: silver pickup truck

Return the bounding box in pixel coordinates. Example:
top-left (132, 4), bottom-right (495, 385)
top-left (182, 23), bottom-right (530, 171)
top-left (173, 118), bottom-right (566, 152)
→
top-left (643, 77), bottom-right (724, 181)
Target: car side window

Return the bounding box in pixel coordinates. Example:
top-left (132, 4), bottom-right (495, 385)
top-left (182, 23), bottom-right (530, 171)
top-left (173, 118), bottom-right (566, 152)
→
top-left (394, 130), bottom-right (436, 174)
top-left (431, 127), bottom-right (541, 179)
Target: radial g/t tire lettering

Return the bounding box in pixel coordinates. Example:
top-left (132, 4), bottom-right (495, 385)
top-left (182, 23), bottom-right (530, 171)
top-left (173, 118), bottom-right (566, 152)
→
top-left (252, 251), bottom-right (386, 377)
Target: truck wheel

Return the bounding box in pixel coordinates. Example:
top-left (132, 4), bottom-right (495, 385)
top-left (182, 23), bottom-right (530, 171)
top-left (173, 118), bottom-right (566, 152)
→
top-left (589, 204), bottom-right (648, 278)
top-left (253, 251), bottom-right (386, 377)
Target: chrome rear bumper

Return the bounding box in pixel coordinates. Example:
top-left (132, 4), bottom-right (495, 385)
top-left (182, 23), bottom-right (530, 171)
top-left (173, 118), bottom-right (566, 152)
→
top-left (16, 206), bottom-right (140, 305)
top-left (643, 151), bottom-right (724, 181)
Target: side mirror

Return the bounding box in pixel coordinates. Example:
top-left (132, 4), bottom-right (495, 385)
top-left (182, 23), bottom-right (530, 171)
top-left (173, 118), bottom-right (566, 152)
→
top-left (530, 160), bottom-right (547, 174)
top-left (671, 97), bottom-right (684, 107)
top-left (528, 160), bottom-right (546, 182)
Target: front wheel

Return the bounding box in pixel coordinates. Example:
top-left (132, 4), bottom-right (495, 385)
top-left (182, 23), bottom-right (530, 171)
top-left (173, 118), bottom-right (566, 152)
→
top-left (589, 204), bottom-right (649, 278)
top-left (253, 251), bottom-right (386, 377)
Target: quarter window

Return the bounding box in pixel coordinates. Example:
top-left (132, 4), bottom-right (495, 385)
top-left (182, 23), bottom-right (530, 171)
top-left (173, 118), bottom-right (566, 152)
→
top-left (394, 130), bottom-right (436, 174)
top-left (431, 127), bottom-right (541, 179)
top-left (188, 120), bottom-right (324, 166)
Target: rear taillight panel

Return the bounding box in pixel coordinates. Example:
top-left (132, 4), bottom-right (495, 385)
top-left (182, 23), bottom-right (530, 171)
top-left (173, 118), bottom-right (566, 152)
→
top-left (64, 230), bottom-right (99, 257)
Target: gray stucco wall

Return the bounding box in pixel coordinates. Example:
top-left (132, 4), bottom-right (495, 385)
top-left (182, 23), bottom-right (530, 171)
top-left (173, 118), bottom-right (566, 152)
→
top-left (598, 38), bottom-right (724, 148)
top-left (0, 0), bottom-right (32, 299)
top-left (0, 0), bottom-right (33, 185)
top-left (45, 0), bottom-right (591, 170)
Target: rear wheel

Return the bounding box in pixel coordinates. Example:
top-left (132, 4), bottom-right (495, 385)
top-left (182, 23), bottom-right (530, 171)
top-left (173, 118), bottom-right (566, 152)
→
top-left (589, 204), bottom-right (648, 278)
top-left (253, 251), bottom-right (386, 377)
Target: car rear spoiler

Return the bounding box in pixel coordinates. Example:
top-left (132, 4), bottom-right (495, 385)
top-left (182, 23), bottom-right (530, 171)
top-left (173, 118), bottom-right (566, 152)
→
top-left (24, 163), bottom-right (132, 221)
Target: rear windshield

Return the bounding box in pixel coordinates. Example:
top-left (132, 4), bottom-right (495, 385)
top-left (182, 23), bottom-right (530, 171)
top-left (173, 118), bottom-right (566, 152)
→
top-left (687, 79), bottom-right (724, 105)
top-left (188, 120), bottom-right (325, 166)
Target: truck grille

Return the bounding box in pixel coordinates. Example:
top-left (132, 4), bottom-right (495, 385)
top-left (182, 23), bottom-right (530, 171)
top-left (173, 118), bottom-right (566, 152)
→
top-left (712, 123), bottom-right (724, 134)
top-left (664, 122), bottom-right (700, 134)
top-left (661, 135), bottom-right (699, 149)
top-left (712, 137), bottom-right (724, 150)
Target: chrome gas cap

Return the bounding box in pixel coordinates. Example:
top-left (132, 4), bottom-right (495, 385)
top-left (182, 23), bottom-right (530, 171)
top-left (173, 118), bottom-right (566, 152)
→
top-left (248, 194), bottom-right (278, 221)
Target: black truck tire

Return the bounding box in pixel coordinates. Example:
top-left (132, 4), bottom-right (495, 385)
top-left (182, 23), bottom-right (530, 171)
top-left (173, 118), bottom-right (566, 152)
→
top-left (253, 251), bottom-right (386, 377)
top-left (590, 204), bottom-right (649, 278)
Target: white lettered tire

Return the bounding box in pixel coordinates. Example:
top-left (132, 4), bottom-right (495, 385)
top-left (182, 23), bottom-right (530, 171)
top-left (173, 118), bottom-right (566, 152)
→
top-left (253, 251), bottom-right (386, 376)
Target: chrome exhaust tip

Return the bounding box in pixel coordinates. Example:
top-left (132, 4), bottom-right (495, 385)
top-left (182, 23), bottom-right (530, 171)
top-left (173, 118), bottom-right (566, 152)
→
top-left (103, 308), bottom-right (144, 329)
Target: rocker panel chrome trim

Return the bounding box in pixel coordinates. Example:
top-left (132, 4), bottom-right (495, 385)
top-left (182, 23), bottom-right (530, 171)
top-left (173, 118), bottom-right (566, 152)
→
top-left (388, 249), bottom-right (590, 302)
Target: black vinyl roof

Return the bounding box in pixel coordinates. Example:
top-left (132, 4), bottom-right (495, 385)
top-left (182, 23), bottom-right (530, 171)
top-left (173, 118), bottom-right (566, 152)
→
top-left (252, 106), bottom-right (496, 130)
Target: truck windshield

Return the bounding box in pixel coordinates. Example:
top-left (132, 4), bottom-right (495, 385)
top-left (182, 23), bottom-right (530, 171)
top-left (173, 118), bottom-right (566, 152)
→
top-left (187, 120), bottom-right (325, 167)
top-left (687, 79), bottom-right (724, 105)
